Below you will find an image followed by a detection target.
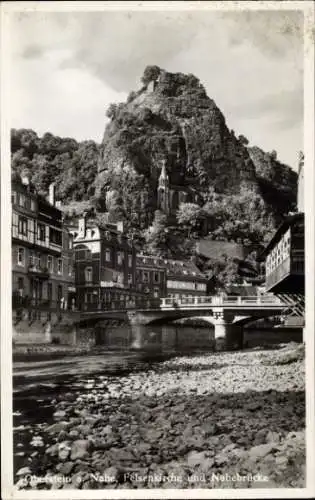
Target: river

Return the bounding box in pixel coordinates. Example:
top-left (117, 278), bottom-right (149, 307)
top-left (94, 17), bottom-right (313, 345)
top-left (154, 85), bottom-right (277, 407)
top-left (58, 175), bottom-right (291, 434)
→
top-left (11, 325), bottom-right (304, 489)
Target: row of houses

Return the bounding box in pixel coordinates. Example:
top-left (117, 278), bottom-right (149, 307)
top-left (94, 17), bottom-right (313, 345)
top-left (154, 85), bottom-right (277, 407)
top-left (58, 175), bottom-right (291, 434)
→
top-left (12, 176), bottom-right (209, 320)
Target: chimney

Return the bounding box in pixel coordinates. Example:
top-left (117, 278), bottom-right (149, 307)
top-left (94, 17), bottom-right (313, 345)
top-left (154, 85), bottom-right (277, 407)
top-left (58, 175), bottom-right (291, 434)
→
top-left (49, 183), bottom-right (56, 206)
top-left (78, 212), bottom-right (87, 238)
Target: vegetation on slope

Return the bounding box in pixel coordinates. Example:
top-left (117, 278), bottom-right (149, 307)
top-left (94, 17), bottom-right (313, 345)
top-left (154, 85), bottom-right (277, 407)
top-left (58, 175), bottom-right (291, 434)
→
top-left (10, 66), bottom-right (298, 288)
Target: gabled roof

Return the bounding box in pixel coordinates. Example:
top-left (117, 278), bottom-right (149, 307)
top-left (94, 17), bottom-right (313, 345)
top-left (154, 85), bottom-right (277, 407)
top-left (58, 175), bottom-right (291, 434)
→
top-left (136, 254), bottom-right (207, 280)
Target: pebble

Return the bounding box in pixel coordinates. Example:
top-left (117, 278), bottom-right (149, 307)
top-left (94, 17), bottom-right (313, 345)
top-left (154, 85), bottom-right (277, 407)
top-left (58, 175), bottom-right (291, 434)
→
top-left (53, 410), bottom-right (66, 420)
top-left (70, 440), bottom-right (90, 460)
top-left (16, 466), bottom-right (31, 476)
top-left (14, 344), bottom-right (305, 490)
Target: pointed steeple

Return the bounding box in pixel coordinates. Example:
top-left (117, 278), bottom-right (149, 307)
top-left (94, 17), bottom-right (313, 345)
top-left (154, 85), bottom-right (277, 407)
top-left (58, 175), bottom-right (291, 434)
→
top-left (157, 158), bottom-right (170, 214)
top-left (159, 158), bottom-right (168, 181)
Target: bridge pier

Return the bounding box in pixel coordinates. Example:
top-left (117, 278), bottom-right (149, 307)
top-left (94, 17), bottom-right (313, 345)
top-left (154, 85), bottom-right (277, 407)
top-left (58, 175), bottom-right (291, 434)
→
top-left (130, 323), bottom-right (147, 350)
top-left (213, 312), bottom-right (243, 351)
top-left (129, 322), bottom-right (162, 351)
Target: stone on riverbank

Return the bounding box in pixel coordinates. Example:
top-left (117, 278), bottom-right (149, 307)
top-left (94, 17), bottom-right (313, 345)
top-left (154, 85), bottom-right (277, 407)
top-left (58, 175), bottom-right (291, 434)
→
top-left (70, 440), bottom-right (91, 460)
top-left (13, 344), bottom-right (305, 489)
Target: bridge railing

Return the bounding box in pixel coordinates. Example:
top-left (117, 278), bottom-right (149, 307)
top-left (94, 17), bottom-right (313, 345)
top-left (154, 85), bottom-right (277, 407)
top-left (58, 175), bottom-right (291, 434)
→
top-left (79, 297), bottom-right (161, 313)
top-left (76, 294), bottom-right (283, 315)
top-left (160, 295), bottom-right (283, 308)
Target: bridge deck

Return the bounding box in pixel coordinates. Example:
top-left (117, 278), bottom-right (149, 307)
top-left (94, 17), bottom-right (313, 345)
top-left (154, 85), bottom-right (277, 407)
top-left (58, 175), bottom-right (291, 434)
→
top-left (79, 295), bottom-right (285, 322)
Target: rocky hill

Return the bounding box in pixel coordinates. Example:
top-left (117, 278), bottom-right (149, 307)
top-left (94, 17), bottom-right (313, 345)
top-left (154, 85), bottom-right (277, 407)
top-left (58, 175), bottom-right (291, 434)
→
top-left (95, 66), bottom-right (297, 233)
top-left (11, 66), bottom-right (298, 260)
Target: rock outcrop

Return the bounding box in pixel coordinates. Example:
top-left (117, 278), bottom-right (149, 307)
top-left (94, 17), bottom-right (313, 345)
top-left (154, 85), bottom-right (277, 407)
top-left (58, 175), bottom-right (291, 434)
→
top-left (95, 66), bottom-right (297, 230)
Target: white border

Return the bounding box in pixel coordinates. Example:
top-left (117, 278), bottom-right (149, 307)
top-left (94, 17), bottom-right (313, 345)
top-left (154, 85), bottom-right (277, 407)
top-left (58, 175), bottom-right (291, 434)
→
top-left (1, 1), bottom-right (314, 499)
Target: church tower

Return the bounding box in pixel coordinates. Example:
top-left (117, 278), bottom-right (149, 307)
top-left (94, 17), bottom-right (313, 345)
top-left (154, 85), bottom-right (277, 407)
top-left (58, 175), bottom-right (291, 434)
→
top-left (157, 159), bottom-right (170, 214)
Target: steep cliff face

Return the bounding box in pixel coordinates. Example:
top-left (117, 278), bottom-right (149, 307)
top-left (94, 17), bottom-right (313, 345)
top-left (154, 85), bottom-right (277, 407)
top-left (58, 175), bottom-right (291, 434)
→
top-left (10, 66), bottom-right (298, 256)
top-left (95, 66), bottom-right (297, 231)
top-left (248, 146), bottom-right (298, 224)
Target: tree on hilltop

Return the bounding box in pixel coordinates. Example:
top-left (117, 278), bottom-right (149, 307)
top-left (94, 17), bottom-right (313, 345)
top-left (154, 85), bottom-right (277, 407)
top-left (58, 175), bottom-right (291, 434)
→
top-left (141, 65), bottom-right (161, 86)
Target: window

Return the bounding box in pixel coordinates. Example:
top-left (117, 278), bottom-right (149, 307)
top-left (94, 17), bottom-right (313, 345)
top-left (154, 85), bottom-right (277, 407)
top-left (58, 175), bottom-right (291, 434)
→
top-left (105, 248), bottom-right (111, 262)
top-left (69, 264), bottom-right (73, 277)
top-left (128, 273), bottom-right (133, 284)
top-left (142, 271), bottom-right (149, 283)
top-left (37, 224), bottom-right (45, 241)
top-left (36, 252), bottom-right (41, 268)
top-left (47, 283), bottom-right (52, 301)
top-left (153, 272), bottom-right (160, 283)
top-left (19, 194), bottom-right (26, 208)
top-left (17, 277), bottom-right (24, 297)
top-left (30, 199), bottom-right (36, 212)
top-left (153, 288), bottom-right (160, 298)
top-left (57, 259), bottom-right (63, 275)
top-left (29, 251), bottom-right (34, 266)
top-left (18, 216), bottom-right (28, 236)
top-left (49, 228), bottom-right (62, 246)
top-left (85, 267), bottom-right (92, 283)
top-left (117, 251), bottom-right (123, 265)
top-left (17, 248), bottom-right (25, 266)
top-left (11, 191), bottom-right (17, 205)
top-left (47, 255), bottom-right (53, 272)
top-left (57, 285), bottom-right (63, 301)
top-left (128, 254), bottom-right (133, 268)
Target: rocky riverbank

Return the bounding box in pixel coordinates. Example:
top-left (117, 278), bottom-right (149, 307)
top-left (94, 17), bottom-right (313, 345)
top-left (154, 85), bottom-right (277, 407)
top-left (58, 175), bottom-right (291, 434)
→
top-left (14, 343), bottom-right (305, 490)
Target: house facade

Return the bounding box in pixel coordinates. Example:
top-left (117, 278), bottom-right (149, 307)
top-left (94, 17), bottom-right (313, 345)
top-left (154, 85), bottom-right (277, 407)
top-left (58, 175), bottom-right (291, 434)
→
top-left (164, 259), bottom-right (208, 299)
top-left (72, 216), bottom-right (142, 310)
top-left (136, 254), bottom-right (167, 298)
top-left (260, 213), bottom-right (304, 294)
top-left (12, 177), bottom-right (76, 335)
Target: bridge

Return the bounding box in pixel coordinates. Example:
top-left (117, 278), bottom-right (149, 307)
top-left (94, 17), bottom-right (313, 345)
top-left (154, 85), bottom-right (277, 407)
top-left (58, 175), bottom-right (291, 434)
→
top-left (79, 294), bottom-right (285, 351)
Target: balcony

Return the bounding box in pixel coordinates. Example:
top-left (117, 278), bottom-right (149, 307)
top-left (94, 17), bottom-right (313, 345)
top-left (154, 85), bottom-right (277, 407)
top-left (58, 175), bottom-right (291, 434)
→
top-left (28, 265), bottom-right (50, 279)
top-left (12, 294), bottom-right (79, 313)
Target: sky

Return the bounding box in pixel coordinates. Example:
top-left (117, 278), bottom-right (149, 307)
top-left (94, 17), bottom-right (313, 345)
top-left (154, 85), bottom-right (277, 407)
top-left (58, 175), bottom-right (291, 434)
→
top-left (9, 7), bottom-right (304, 169)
